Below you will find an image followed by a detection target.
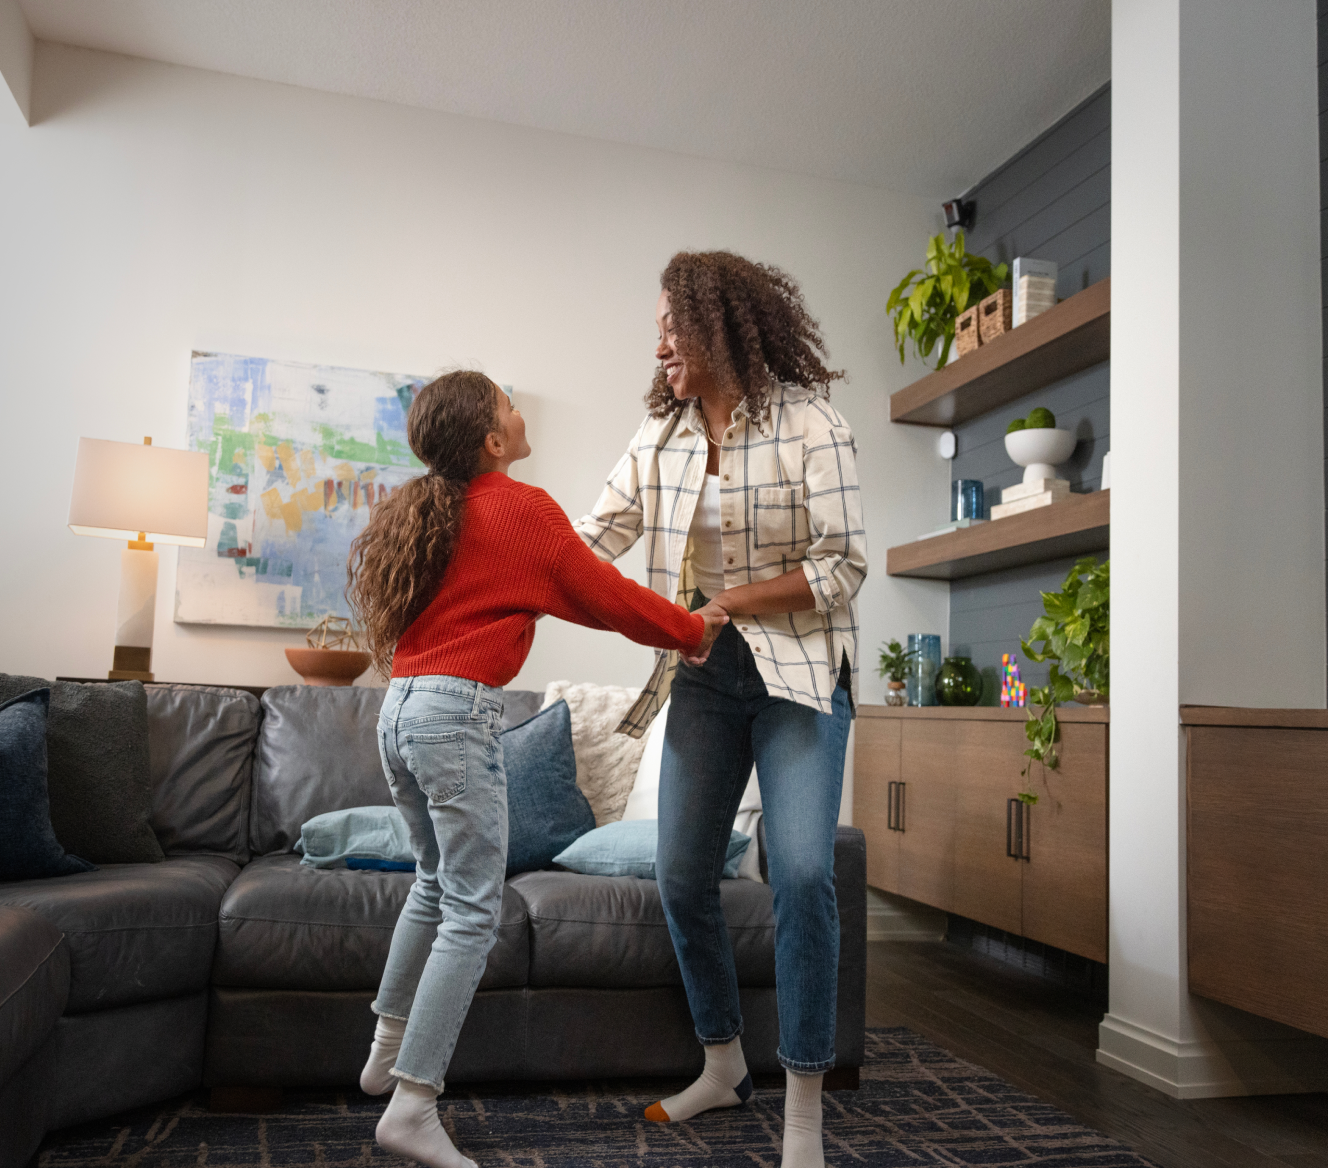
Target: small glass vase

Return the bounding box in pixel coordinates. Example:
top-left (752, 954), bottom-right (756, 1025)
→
top-left (885, 681), bottom-right (907, 707)
top-left (906, 634), bottom-right (942, 706)
top-left (936, 656), bottom-right (983, 706)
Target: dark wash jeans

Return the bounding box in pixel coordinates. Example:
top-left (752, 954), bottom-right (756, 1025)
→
top-left (657, 615), bottom-right (852, 1073)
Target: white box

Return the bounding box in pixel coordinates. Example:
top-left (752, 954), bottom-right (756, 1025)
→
top-left (1000, 478), bottom-right (1069, 504)
top-left (1012, 258), bottom-right (1058, 326)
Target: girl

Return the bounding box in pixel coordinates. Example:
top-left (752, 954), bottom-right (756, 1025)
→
top-left (576, 252), bottom-right (866, 1168)
top-left (347, 370), bottom-right (726, 1168)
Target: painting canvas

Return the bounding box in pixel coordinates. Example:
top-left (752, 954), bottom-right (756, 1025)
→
top-left (175, 352), bottom-right (429, 628)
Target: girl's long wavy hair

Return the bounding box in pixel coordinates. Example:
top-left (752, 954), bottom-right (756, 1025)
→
top-left (347, 370), bottom-right (500, 675)
top-left (645, 250), bottom-right (845, 426)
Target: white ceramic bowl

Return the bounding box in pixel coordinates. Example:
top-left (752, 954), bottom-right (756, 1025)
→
top-left (1004, 427), bottom-right (1077, 484)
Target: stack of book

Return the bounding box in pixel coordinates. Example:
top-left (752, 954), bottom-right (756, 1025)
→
top-left (1013, 257), bottom-right (1058, 326)
top-left (990, 477), bottom-right (1069, 520)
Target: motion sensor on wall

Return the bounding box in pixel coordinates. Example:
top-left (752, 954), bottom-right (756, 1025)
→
top-left (942, 199), bottom-right (975, 231)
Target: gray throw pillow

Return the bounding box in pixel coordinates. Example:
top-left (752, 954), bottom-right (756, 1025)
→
top-left (0, 675), bottom-right (164, 864)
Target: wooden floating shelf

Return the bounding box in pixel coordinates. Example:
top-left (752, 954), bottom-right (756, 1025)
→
top-left (858, 704), bottom-right (1108, 723)
top-left (890, 278), bottom-right (1111, 427)
top-left (886, 489), bottom-right (1109, 580)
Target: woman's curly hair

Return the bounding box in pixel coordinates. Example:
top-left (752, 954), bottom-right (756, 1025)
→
top-left (346, 370), bottom-right (500, 676)
top-left (645, 250), bottom-right (844, 424)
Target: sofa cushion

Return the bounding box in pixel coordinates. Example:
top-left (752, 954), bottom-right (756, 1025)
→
top-left (0, 688), bottom-right (96, 881)
top-left (0, 856), bottom-right (238, 1012)
top-left (0, 675), bottom-right (163, 864)
top-left (213, 854), bottom-right (529, 992)
top-left (0, 905), bottom-right (69, 1083)
top-left (147, 683), bottom-right (259, 863)
top-left (510, 870), bottom-right (776, 989)
top-left (250, 686), bottom-right (390, 857)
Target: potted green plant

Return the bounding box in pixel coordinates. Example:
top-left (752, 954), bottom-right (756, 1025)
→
top-left (1017, 557), bottom-right (1109, 801)
top-left (887, 231), bottom-right (1009, 370)
top-left (877, 639), bottom-right (918, 707)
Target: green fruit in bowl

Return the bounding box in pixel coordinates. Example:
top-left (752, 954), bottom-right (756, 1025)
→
top-left (1026, 407), bottom-right (1056, 429)
top-left (1006, 418), bottom-right (1027, 434)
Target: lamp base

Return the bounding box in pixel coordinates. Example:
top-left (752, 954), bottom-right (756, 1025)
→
top-left (109, 645), bottom-right (153, 682)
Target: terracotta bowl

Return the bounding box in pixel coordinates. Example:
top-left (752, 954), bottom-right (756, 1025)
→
top-left (285, 647), bottom-right (372, 687)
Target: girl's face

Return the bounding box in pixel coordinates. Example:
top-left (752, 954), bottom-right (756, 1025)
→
top-left (491, 383), bottom-right (531, 463)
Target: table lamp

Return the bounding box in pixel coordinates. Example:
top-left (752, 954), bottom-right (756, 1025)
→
top-left (67, 436), bottom-right (209, 681)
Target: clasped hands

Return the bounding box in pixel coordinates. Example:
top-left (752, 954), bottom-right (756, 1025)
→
top-left (682, 599), bottom-right (733, 667)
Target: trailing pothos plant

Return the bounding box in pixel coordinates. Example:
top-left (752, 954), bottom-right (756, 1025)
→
top-left (887, 231), bottom-right (1009, 370)
top-left (1016, 557), bottom-right (1110, 802)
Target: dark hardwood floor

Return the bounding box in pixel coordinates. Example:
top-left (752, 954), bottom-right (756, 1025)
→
top-left (867, 940), bottom-right (1328, 1168)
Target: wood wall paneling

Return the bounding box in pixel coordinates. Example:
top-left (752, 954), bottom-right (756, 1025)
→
top-left (1187, 725), bottom-right (1328, 1039)
top-left (1020, 723), bottom-right (1109, 963)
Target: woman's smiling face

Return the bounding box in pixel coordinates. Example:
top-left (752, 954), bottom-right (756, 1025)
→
top-left (656, 290), bottom-right (697, 401)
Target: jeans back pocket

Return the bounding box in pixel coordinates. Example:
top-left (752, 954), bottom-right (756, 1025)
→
top-left (404, 729), bottom-right (467, 804)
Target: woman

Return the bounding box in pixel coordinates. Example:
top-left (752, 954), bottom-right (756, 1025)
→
top-left (575, 251), bottom-right (866, 1168)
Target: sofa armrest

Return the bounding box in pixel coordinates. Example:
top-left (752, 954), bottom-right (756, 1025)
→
top-left (0, 905), bottom-right (69, 1085)
top-left (755, 821), bottom-right (867, 1069)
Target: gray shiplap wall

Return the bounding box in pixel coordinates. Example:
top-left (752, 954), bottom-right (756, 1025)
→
top-left (948, 85), bottom-right (1111, 695)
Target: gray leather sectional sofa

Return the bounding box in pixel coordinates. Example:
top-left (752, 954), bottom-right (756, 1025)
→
top-left (0, 681), bottom-right (866, 1164)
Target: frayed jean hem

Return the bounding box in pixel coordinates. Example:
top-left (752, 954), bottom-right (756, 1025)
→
top-left (390, 1067), bottom-right (442, 1092)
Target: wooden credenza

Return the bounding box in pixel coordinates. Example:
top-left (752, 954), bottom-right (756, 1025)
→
top-left (1184, 707), bottom-right (1328, 1040)
top-left (854, 705), bottom-right (1109, 963)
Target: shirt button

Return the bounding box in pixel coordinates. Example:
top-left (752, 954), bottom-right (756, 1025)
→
top-left (723, 474), bottom-right (730, 481)
top-left (754, 645), bottom-right (762, 652)
top-left (724, 520), bottom-right (732, 528)
top-left (727, 557), bottom-right (734, 565)
top-left (741, 626), bottom-right (749, 632)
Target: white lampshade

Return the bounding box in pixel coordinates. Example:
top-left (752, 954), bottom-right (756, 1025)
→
top-left (68, 437), bottom-right (209, 546)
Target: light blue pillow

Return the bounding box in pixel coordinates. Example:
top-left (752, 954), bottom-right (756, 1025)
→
top-left (552, 819), bottom-right (750, 880)
top-left (297, 805), bottom-right (413, 869)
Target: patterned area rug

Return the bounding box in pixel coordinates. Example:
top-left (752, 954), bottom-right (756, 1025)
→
top-left (39, 1028), bottom-right (1158, 1166)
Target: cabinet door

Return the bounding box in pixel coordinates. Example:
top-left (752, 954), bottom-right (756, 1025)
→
top-left (897, 720), bottom-right (957, 911)
top-left (1188, 726), bottom-right (1328, 1039)
top-left (950, 721), bottom-right (1024, 934)
top-left (1020, 723), bottom-right (1108, 963)
top-left (853, 715), bottom-right (901, 893)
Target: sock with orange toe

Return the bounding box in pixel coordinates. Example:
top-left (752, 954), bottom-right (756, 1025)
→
top-left (645, 1037), bottom-right (752, 1122)
top-left (359, 1015), bottom-right (406, 1096)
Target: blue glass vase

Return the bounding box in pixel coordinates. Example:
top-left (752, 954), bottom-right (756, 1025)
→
top-left (906, 634), bottom-right (942, 706)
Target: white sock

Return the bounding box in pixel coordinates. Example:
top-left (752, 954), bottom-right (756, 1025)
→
top-left (645, 1037), bottom-right (752, 1122)
top-left (780, 1070), bottom-right (824, 1168)
top-left (375, 1079), bottom-right (476, 1168)
top-left (360, 1015), bottom-right (406, 1095)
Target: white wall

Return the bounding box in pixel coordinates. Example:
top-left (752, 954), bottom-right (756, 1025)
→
top-left (1104, 0), bottom-right (1328, 1099)
top-left (0, 45), bottom-right (950, 734)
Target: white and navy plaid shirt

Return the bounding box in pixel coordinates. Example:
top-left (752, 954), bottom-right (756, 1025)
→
top-left (574, 382), bottom-right (867, 737)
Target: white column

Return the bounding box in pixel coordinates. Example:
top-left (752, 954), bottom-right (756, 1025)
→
top-left (1104, 0), bottom-right (1328, 1098)
top-left (0, 0), bottom-right (33, 127)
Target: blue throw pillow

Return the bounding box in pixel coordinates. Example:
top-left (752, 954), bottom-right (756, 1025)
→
top-left (0, 689), bottom-right (96, 882)
top-left (504, 700), bottom-right (594, 877)
top-left (553, 819), bottom-right (750, 880)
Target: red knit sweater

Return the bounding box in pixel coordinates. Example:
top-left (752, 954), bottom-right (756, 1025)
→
top-left (391, 473), bottom-right (704, 684)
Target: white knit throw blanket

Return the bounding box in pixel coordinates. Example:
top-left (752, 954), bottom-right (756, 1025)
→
top-left (541, 681), bottom-right (649, 826)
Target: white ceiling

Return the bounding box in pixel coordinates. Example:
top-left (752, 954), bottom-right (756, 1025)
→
top-left (17, 0), bottom-right (1111, 196)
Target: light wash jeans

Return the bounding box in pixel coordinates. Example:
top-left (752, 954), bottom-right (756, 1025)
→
top-left (372, 675), bottom-right (507, 1091)
top-left (657, 617), bottom-right (852, 1073)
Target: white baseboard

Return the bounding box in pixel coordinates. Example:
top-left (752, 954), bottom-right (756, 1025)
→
top-left (865, 887), bottom-right (946, 942)
top-left (1098, 1011), bottom-right (1328, 1098)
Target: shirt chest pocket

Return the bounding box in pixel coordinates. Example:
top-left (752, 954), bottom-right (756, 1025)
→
top-left (752, 484), bottom-right (810, 552)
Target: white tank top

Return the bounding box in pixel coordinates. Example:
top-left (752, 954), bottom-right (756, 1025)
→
top-left (688, 474), bottom-right (726, 599)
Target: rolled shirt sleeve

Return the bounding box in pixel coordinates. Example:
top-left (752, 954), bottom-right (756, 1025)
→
top-left (799, 403), bottom-right (867, 615)
top-left (572, 421), bottom-right (646, 564)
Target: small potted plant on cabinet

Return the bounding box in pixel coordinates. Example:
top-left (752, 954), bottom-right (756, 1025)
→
top-left (877, 639), bottom-right (918, 706)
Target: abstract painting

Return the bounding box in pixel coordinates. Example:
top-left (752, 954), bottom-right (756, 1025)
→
top-left (174, 352), bottom-right (429, 629)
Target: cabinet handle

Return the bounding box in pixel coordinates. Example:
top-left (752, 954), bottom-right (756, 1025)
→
top-left (898, 781), bottom-right (906, 832)
top-left (886, 782), bottom-right (896, 830)
top-left (1021, 801), bottom-right (1031, 862)
top-left (1007, 798), bottom-right (1017, 858)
